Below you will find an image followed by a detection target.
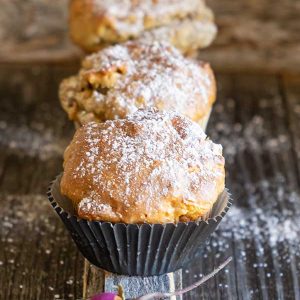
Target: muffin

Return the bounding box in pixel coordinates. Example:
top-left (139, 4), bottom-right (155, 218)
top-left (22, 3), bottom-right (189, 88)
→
top-left (60, 108), bottom-right (225, 223)
top-left (139, 15), bottom-right (217, 57)
top-left (59, 40), bottom-right (216, 130)
top-left (69, 0), bottom-right (217, 54)
top-left (48, 108), bottom-right (230, 275)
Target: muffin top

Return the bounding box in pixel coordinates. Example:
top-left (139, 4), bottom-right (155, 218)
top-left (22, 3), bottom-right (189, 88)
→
top-left (59, 40), bottom-right (216, 125)
top-left (60, 108), bottom-right (225, 224)
top-left (70, 0), bottom-right (209, 43)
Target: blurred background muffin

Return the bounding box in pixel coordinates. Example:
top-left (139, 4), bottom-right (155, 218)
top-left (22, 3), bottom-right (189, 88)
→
top-left (59, 40), bottom-right (216, 130)
top-left (69, 0), bottom-right (217, 55)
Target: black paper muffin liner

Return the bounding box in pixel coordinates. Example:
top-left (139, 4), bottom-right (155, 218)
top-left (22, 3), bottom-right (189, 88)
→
top-left (47, 175), bottom-right (232, 276)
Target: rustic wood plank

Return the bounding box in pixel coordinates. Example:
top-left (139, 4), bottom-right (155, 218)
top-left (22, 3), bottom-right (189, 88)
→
top-left (83, 261), bottom-right (105, 299)
top-left (281, 75), bottom-right (300, 185)
top-left (0, 65), bottom-right (83, 300)
top-left (280, 75), bottom-right (300, 299)
top-left (230, 74), bottom-right (300, 300)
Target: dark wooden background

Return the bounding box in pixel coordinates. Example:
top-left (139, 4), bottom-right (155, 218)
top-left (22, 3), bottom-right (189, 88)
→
top-left (0, 1), bottom-right (300, 299)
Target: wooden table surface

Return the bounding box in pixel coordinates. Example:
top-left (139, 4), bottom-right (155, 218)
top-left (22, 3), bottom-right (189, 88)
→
top-left (0, 64), bottom-right (299, 299)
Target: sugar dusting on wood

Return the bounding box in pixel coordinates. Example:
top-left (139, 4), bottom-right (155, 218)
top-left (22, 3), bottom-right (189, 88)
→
top-left (182, 99), bottom-right (300, 295)
top-left (0, 121), bottom-right (67, 160)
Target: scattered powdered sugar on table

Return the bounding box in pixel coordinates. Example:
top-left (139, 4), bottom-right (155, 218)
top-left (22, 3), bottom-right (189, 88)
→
top-left (0, 192), bottom-right (82, 295)
top-left (208, 103), bottom-right (300, 248)
top-left (219, 181), bottom-right (300, 247)
top-left (0, 122), bottom-right (67, 160)
top-left (181, 102), bottom-right (300, 279)
top-left (210, 101), bottom-right (292, 164)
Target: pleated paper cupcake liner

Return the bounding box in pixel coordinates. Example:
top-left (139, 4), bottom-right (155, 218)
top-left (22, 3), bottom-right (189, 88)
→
top-left (47, 174), bottom-right (232, 276)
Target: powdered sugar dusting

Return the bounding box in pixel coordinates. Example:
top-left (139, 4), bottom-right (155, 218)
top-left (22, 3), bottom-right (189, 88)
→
top-left (60, 40), bottom-right (214, 125)
top-left (78, 196), bottom-right (116, 216)
top-left (62, 108), bottom-right (224, 223)
top-left (91, 0), bottom-right (204, 37)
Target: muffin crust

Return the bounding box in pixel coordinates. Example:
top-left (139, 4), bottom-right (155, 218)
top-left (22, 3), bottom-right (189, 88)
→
top-left (60, 108), bottom-right (225, 224)
top-left (59, 40), bottom-right (216, 126)
top-left (69, 0), bottom-right (217, 53)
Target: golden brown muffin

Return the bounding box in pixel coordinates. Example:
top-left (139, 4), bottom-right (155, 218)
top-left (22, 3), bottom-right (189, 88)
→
top-left (139, 16), bottom-right (217, 57)
top-left (59, 40), bottom-right (216, 128)
top-left (60, 108), bottom-right (225, 224)
top-left (69, 0), bottom-right (217, 53)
